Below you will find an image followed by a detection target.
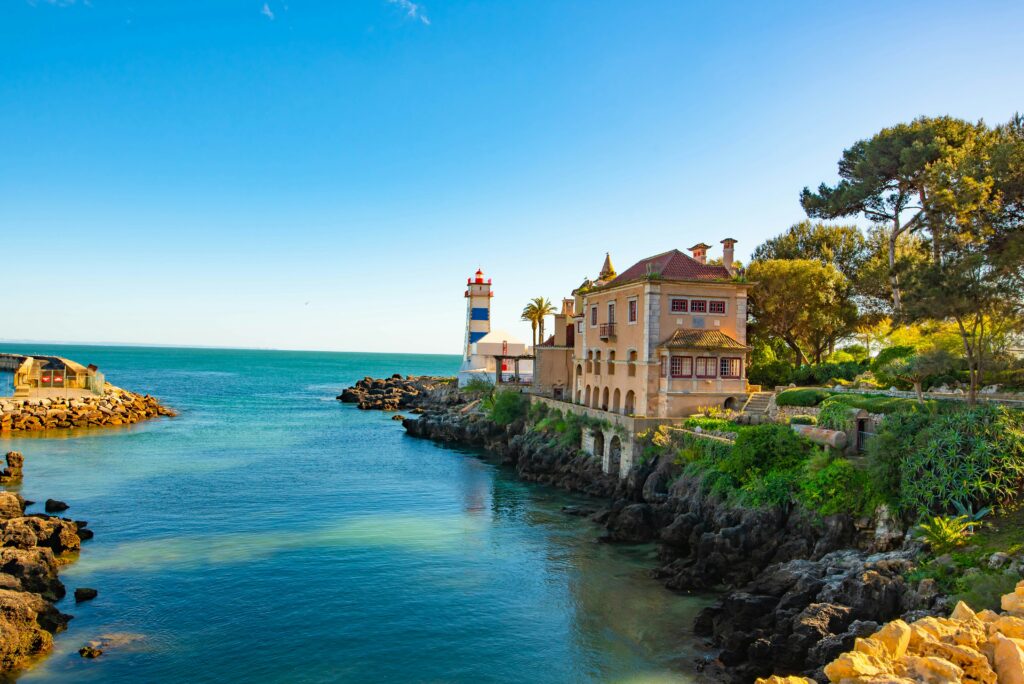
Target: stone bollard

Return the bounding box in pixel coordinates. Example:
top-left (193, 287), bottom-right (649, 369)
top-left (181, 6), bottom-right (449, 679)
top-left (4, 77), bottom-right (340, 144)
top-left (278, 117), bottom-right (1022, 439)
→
top-left (0, 451), bottom-right (24, 483)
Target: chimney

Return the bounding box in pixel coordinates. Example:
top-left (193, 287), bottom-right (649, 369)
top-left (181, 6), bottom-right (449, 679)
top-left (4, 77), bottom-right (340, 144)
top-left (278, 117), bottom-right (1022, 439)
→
top-left (721, 238), bottom-right (737, 274)
top-left (689, 243), bottom-right (711, 264)
top-left (561, 298), bottom-right (575, 317)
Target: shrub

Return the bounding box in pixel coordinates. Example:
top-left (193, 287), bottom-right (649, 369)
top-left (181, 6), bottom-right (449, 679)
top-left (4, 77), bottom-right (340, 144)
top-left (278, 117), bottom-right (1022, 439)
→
top-left (462, 377), bottom-right (495, 396)
top-left (721, 423), bottom-right (811, 486)
top-left (776, 388), bottom-right (830, 407)
top-left (747, 360), bottom-right (793, 388)
top-left (527, 400), bottom-right (549, 423)
top-left (827, 392), bottom-right (940, 415)
top-left (489, 391), bottom-right (529, 426)
top-left (798, 453), bottom-right (876, 516)
top-left (817, 398), bottom-right (855, 432)
top-left (789, 415), bottom-right (817, 425)
top-left (916, 515), bottom-right (974, 554)
top-left (869, 405), bottom-right (1024, 516)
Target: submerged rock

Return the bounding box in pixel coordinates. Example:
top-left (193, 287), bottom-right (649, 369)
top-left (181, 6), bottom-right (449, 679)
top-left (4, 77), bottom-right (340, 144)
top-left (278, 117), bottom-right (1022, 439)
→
top-left (74, 588), bottom-right (98, 603)
top-left (43, 500), bottom-right (68, 513)
top-left (78, 645), bottom-right (102, 659)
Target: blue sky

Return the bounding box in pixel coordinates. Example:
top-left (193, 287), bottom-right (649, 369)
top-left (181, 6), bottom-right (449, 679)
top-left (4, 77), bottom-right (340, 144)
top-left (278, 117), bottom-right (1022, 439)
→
top-left (2, 0), bottom-right (1022, 353)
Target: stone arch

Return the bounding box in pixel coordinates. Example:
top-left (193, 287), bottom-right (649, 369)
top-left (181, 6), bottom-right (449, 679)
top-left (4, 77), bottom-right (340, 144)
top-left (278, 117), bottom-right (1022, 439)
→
top-left (724, 396), bottom-right (737, 410)
top-left (584, 385), bottom-right (591, 406)
top-left (593, 430), bottom-right (605, 460)
top-left (624, 390), bottom-right (635, 415)
top-left (607, 435), bottom-right (622, 476)
top-left (591, 387), bottom-right (601, 409)
top-left (612, 388), bottom-right (621, 413)
top-left (601, 387), bottom-right (609, 411)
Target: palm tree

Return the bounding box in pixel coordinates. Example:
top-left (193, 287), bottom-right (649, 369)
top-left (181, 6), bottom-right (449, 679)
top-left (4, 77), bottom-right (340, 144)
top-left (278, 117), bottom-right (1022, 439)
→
top-left (522, 297), bottom-right (556, 349)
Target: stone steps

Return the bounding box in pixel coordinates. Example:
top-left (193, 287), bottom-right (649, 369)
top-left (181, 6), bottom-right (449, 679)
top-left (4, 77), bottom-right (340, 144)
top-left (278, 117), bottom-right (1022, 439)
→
top-left (741, 392), bottom-right (774, 415)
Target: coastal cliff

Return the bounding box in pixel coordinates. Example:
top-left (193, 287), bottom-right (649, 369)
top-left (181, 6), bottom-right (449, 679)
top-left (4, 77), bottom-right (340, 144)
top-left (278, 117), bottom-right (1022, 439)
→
top-left (400, 390), bottom-right (952, 683)
top-left (0, 387), bottom-right (175, 432)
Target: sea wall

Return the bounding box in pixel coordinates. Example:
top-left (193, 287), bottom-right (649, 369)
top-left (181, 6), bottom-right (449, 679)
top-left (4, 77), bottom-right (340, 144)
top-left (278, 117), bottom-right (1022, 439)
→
top-left (400, 389), bottom-right (950, 682)
top-left (0, 387), bottom-right (175, 432)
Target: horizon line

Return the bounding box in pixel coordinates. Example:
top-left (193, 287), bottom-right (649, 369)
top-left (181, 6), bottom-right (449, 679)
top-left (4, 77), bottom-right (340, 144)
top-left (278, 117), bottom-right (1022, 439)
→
top-left (0, 339), bottom-right (461, 358)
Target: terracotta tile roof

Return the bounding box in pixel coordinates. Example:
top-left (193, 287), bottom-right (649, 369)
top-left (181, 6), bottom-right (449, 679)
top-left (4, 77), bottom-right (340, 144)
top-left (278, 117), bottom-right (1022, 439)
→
top-left (612, 249), bottom-right (731, 284)
top-left (659, 329), bottom-right (749, 351)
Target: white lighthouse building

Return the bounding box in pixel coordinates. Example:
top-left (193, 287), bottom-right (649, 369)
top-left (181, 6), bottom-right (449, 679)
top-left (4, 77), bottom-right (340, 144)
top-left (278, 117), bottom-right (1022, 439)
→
top-left (457, 268), bottom-right (531, 387)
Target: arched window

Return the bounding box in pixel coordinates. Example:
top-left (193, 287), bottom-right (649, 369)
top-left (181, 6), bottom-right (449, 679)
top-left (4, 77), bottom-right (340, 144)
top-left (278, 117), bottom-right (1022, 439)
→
top-left (612, 388), bottom-right (621, 413)
top-left (624, 390), bottom-right (635, 415)
top-left (584, 385), bottom-right (591, 406)
top-left (627, 350), bottom-right (637, 377)
top-left (601, 387), bottom-right (609, 411)
top-left (608, 435), bottom-right (622, 476)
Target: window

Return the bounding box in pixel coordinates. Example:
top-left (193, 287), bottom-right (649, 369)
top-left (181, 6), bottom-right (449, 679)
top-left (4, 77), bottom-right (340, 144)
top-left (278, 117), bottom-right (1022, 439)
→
top-left (577, 320), bottom-right (583, 334)
top-left (608, 302), bottom-right (615, 324)
top-left (590, 306), bottom-right (598, 327)
top-left (720, 357), bottom-right (741, 378)
top-left (670, 298), bottom-right (688, 313)
top-left (690, 299), bottom-right (707, 313)
top-left (708, 300), bottom-right (726, 314)
top-left (627, 350), bottom-right (637, 376)
top-left (608, 350), bottom-right (615, 375)
top-left (628, 298), bottom-right (638, 323)
top-left (695, 356), bottom-right (717, 378)
top-left (670, 355), bottom-right (693, 378)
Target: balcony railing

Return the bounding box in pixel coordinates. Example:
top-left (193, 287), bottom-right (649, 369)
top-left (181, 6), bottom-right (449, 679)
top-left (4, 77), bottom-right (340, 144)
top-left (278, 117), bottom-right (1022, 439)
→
top-left (599, 322), bottom-right (615, 339)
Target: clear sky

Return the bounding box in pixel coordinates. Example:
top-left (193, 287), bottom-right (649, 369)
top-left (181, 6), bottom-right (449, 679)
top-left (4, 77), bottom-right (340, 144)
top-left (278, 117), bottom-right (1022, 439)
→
top-left (2, 1), bottom-right (1022, 353)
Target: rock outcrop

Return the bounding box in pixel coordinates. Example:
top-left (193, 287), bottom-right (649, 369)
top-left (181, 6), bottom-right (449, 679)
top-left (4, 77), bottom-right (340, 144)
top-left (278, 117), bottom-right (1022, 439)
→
top-left (756, 582), bottom-right (1024, 683)
top-left (0, 387), bottom-right (175, 432)
top-left (0, 463), bottom-right (89, 674)
top-left (337, 375), bottom-right (456, 411)
top-left (0, 452), bottom-right (23, 484)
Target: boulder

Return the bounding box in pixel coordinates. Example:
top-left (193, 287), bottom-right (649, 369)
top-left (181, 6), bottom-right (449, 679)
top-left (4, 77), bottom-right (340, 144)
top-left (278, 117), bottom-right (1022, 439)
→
top-left (0, 588), bottom-right (70, 671)
top-left (0, 493), bottom-right (24, 521)
top-left (74, 587), bottom-right (98, 603)
top-left (43, 500), bottom-right (68, 513)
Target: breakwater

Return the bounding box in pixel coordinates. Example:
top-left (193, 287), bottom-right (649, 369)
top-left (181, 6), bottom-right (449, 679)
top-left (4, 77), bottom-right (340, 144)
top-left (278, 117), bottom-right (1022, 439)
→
top-left (401, 390), bottom-right (964, 682)
top-left (0, 388), bottom-right (175, 432)
top-left (336, 374), bottom-right (456, 411)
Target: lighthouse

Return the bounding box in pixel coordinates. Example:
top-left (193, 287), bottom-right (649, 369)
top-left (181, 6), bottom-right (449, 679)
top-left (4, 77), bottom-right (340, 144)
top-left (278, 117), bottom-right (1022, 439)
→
top-left (463, 268), bottom-right (492, 360)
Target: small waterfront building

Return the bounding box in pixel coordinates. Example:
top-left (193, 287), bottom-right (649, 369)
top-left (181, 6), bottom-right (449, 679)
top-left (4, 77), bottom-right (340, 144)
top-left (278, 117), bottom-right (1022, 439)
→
top-left (457, 269), bottom-right (533, 387)
top-left (0, 353), bottom-right (105, 399)
top-left (534, 241), bottom-right (751, 417)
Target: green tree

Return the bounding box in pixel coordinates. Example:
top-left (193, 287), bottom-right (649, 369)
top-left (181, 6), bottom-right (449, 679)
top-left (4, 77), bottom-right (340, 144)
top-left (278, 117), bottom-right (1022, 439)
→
top-left (876, 347), bottom-right (955, 402)
top-left (801, 116), bottom-right (985, 311)
top-left (751, 220), bottom-right (867, 281)
top-left (521, 297), bottom-right (555, 349)
top-left (747, 259), bottom-right (860, 366)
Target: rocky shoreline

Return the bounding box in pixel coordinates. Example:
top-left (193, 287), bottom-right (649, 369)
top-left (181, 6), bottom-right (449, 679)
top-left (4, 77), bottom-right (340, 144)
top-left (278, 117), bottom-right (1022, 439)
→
top-left (337, 375), bottom-right (457, 411)
top-left (1, 387), bottom-right (175, 432)
top-left (399, 387), bottom-right (964, 683)
top-left (0, 451), bottom-right (93, 673)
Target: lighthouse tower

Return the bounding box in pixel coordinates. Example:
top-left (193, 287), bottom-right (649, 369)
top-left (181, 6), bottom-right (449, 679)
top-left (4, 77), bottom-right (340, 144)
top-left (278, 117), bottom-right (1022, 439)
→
top-left (462, 268), bottom-right (492, 361)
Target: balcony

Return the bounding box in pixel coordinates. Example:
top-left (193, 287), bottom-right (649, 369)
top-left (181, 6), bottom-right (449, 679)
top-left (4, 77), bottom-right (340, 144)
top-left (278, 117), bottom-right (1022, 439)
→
top-left (599, 322), bottom-right (616, 340)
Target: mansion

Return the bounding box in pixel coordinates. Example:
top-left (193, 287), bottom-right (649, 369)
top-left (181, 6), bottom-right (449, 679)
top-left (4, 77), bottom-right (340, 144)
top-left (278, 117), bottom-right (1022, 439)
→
top-left (534, 241), bottom-right (751, 418)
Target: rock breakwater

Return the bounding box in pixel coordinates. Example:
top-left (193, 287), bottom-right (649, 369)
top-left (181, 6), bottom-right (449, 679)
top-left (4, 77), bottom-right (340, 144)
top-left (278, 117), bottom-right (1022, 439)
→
top-left (0, 452), bottom-right (90, 673)
top-left (1, 387), bottom-right (175, 432)
top-left (337, 375), bottom-right (456, 411)
top-left (401, 393), bottom-right (951, 682)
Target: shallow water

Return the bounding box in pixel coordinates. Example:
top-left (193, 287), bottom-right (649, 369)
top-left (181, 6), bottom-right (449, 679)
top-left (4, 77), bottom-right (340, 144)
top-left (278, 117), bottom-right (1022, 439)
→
top-left (0, 344), bottom-right (713, 683)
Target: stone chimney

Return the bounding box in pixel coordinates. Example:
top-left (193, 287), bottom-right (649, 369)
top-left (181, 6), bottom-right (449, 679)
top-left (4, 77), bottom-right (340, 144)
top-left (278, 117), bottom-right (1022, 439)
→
top-left (689, 243), bottom-right (711, 265)
top-left (721, 238), bottom-right (737, 274)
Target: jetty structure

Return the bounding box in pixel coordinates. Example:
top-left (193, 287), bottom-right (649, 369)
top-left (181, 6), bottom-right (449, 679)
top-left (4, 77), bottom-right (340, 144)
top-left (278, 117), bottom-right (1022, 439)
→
top-left (457, 268), bottom-right (533, 387)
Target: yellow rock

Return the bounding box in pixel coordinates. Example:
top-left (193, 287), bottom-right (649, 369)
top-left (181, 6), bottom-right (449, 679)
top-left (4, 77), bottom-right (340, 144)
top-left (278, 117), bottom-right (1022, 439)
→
top-left (754, 677), bottom-right (815, 684)
top-left (951, 601), bottom-right (977, 623)
top-left (824, 651), bottom-right (893, 681)
top-left (917, 640), bottom-right (995, 684)
top-left (895, 654), bottom-right (964, 682)
top-left (994, 634), bottom-right (1024, 684)
top-left (1003, 592), bottom-right (1024, 616)
top-left (977, 610), bottom-right (999, 623)
top-left (856, 637), bottom-right (891, 660)
top-left (993, 615), bottom-right (1024, 639)
top-left (874, 620), bottom-right (912, 660)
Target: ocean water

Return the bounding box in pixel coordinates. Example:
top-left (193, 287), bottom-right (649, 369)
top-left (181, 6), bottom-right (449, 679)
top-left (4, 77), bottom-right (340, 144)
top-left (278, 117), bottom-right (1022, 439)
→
top-left (0, 344), bottom-right (712, 683)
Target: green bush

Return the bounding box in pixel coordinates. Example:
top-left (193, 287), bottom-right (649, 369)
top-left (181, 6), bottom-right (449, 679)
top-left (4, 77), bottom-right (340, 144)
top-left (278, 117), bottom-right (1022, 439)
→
top-left (798, 453), bottom-right (876, 516)
top-left (869, 405), bottom-right (1024, 516)
top-left (916, 515), bottom-right (974, 554)
top-left (776, 388), bottom-right (831, 407)
top-left (720, 423), bottom-right (811, 486)
top-left (747, 360), bottom-right (794, 388)
top-left (489, 391), bottom-right (529, 426)
top-left (817, 398), bottom-right (854, 431)
top-left (827, 392), bottom-right (940, 415)
top-left (789, 415), bottom-right (817, 425)
top-left (462, 377), bottom-right (495, 396)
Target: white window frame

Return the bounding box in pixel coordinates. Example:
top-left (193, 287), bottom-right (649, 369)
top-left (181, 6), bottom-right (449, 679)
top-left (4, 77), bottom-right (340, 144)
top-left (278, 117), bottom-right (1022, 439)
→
top-left (627, 297), bottom-right (638, 324)
top-left (590, 305), bottom-right (598, 327)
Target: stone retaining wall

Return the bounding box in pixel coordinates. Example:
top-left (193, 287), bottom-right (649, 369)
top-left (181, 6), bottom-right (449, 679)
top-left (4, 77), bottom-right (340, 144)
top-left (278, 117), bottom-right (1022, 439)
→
top-left (0, 387), bottom-right (175, 432)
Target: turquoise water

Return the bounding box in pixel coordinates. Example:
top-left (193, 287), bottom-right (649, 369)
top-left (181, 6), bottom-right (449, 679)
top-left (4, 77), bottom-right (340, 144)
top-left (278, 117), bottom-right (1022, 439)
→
top-left (0, 344), bottom-right (711, 683)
